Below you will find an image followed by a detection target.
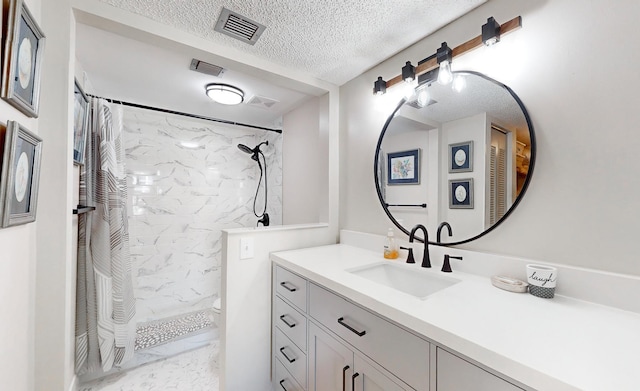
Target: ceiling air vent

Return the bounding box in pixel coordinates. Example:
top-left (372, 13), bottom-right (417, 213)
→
top-left (189, 59), bottom-right (225, 77)
top-left (214, 8), bottom-right (266, 45)
top-left (246, 95), bottom-right (279, 110)
top-left (407, 98), bottom-right (437, 109)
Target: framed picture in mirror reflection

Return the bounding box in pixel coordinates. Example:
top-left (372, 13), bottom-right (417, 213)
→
top-left (387, 149), bottom-right (420, 185)
top-left (449, 178), bottom-right (473, 209)
top-left (449, 141), bottom-right (473, 173)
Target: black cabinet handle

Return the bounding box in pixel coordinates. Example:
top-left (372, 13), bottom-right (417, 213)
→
top-left (280, 281), bottom-right (297, 292)
top-left (279, 379), bottom-right (288, 391)
top-left (342, 365), bottom-right (350, 391)
top-left (279, 314), bottom-right (296, 328)
top-left (352, 372), bottom-right (360, 391)
top-left (279, 347), bottom-right (296, 363)
top-left (338, 317), bottom-right (366, 337)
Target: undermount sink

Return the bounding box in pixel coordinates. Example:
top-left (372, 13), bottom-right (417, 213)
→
top-left (348, 262), bottom-right (460, 299)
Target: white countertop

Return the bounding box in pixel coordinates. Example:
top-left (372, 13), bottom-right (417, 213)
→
top-left (271, 244), bottom-right (640, 391)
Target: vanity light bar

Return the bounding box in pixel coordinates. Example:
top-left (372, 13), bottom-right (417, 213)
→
top-left (374, 15), bottom-right (522, 94)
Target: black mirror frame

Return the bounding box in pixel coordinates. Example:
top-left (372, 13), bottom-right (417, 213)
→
top-left (373, 70), bottom-right (536, 245)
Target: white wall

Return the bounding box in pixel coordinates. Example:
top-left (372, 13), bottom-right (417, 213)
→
top-left (439, 113), bottom-right (488, 240)
top-left (0, 1), bottom-right (42, 390)
top-left (0, 131), bottom-right (38, 385)
top-left (282, 97), bottom-right (322, 224)
top-left (340, 0), bottom-right (640, 276)
top-left (221, 224), bottom-right (335, 391)
top-left (35, 0), bottom-right (78, 390)
top-left (383, 128), bottom-right (435, 231)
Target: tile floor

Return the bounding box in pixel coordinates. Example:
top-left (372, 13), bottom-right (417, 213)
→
top-left (78, 341), bottom-right (219, 391)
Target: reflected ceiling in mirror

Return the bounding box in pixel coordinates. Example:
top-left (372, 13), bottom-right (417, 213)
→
top-left (374, 71), bottom-right (535, 245)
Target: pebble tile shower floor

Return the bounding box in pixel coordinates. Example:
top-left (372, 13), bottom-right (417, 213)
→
top-left (134, 311), bottom-right (213, 351)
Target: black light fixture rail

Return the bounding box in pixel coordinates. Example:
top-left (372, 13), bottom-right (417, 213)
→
top-left (373, 15), bottom-right (522, 94)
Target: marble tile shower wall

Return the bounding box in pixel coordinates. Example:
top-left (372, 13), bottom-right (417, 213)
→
top-left (123, 107), bottom-right (282, 322)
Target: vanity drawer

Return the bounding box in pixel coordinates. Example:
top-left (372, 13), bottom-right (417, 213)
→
top-left (309, 283), bottom-right (430, 390)
top-left (275, 327), bottom-right (307, 388)
top-left (275, 296), bottom-right (307, 352)
top-left (276, 266), bottom-right (308, 312)
top-left (275, 358), bottom-right (305, 391)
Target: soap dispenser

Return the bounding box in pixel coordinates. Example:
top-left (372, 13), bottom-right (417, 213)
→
top-left (383, 228), bottom-right (399, 259)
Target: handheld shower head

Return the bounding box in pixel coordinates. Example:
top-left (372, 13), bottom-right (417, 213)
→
top-left (237, 141), bottom-right (269, 160)
top-left (236, 140), bottom-right (270, 226)
top-left (237, 143), bottom-right (254, 154)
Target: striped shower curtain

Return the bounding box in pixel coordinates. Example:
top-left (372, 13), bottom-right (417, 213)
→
top-left (75, 98), bottom-right (136, 375)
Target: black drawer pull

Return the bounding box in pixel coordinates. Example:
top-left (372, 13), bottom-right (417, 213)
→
top-left (279, 347), bottom-right (296, 363)
top-left (279, 314), bottom-right (296, 328)
top-left (352, 372), bottom-right (360, 391)
top-left (279, 379), bottom-right (289, 391)
top-left (342, 365), bottom-right (350, 391)
top-left (280, 281), bottom-right (297, 292)
top-left (338, 317), bottom-right (366, 337)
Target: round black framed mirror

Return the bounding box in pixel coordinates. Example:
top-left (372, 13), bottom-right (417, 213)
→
top-left (374, 71), bottom-right (535, 245)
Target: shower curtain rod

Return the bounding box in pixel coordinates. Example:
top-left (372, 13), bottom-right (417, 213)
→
top-left (87, 94), bottom-right (283, 134)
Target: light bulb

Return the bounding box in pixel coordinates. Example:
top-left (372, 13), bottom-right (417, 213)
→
top-left (485, 37), bottom-right (498, 46)
top-left (437, 61), bottom-right (453, 85)
top-left (452, 75), bottom-right (466, 92)
top-left (416, 87), bottom-right (430, 108)
top-left (403, 79), bottom-right (418, 100)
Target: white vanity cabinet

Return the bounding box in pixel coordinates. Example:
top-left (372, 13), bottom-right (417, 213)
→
top-left (308, 319), bottom-right (414, 391)
top-left (308, 283), bottom-right (430, 390)
top-left (435, 348), bottom-right (524, 391)
top-left (272, 264), bottom-right (524, 391)
top-left (273, 265), bottom-right (309, 390)
top-left (272, 265), bottom-right (428, 391)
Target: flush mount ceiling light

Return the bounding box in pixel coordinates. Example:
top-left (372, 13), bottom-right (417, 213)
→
top-left (206, 83), bottom-right (244, 105)
top-left (372, 15), bottom-right (522, 95)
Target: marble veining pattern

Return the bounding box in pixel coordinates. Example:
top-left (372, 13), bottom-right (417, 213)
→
top-left (78, 342), bottom-right (219, 391)
top-left (123, 106), bottom-right (282, 322)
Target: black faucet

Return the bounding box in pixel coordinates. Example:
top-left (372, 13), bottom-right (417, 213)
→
top-left (441, 254), bottom-right (463, 272)
top-left (408, 224), bottom-right (431, 268)
top-left (436, 222), bottom-right (452, 243)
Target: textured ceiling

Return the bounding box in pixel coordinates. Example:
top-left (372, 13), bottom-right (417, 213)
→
top-left (392, 72), bottom-right (531, 144)
top-left (97, 0), bottom-right (486, 86)
top-left (76, 23), bottom-right (310, 128)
